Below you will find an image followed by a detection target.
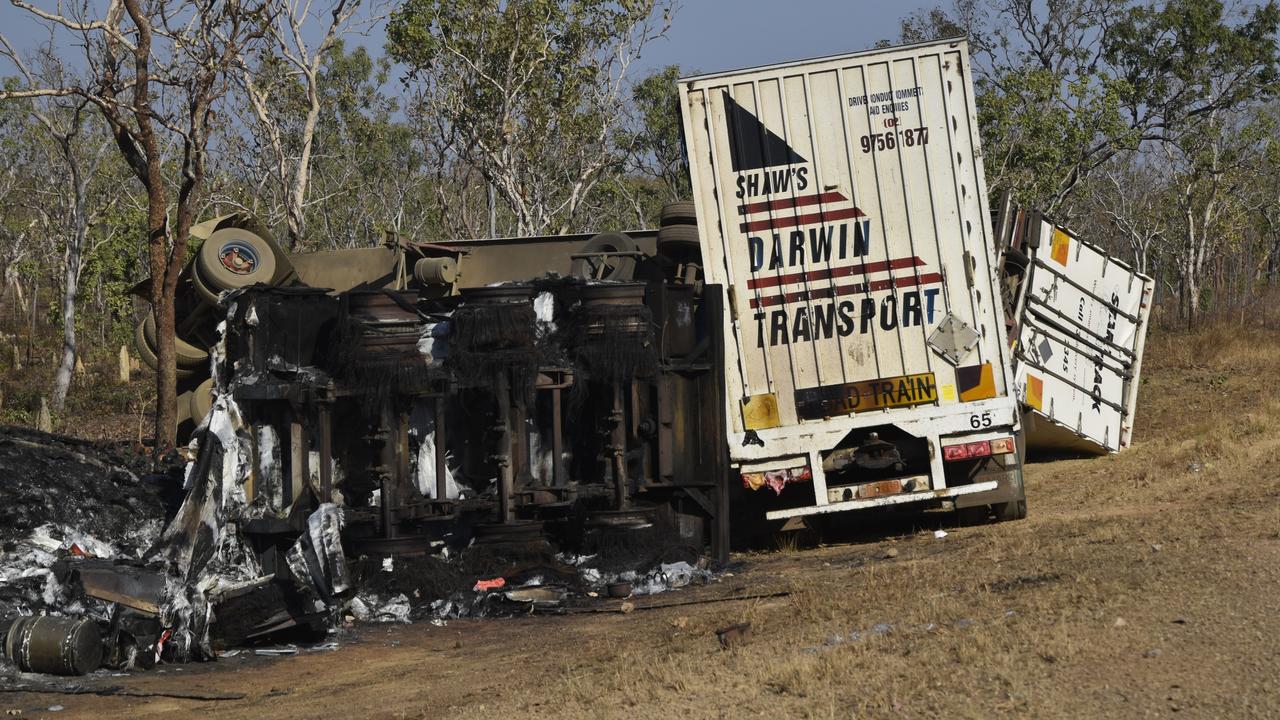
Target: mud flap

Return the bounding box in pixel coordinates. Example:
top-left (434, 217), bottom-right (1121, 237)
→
top-left (954, 431), bottom-right (1026, 511)
top-left (953, 465), bottom-right (1021, 508)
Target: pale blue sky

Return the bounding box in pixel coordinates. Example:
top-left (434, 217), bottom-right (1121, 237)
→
top-left (0, 1), bottom-right (937, 79)
top-left (641, 1), bottom-right (936, 74)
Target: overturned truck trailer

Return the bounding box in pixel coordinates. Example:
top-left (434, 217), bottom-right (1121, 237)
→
top-left (145, 39), bottom-right (1160, 579)
top-left (678, 38), bottom-right (1027, 525)
top-left (164, 223), bottom-right (736, 568)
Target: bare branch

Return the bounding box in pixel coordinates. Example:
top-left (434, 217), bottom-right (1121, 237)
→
top-left (8, 0), bottom-right (137, 52)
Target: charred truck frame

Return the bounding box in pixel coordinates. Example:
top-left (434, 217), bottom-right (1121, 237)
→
top-left (149, 214), bottom-right (734, 564)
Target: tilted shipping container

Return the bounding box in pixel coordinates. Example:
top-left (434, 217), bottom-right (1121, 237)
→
top-left (1000, 211), bottom-right (1154, 455)
top-left (679, 39), bottom-right (1026, 522)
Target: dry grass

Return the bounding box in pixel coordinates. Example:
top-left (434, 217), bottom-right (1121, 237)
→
top-left (20, 325), bottom-right (1280, 720)
top-left (449, 325), bottom-right (1280, 720)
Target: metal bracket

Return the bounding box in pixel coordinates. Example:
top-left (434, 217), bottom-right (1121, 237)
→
top-left (927, 312), bottom-right (980, 365)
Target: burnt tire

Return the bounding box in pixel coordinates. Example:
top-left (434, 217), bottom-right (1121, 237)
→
top-left (175, 390), bottom-right (193, 426)
top-left (142, 314), bottom-right (209, 370)
top-left (659, 201), bottom-right (697, 226)
top-left (570, 232), bottom-right (638, 281)
top-left (134, 321), bottom-right (196, 379)
top-left (196, 227), bottom-right (277, 294)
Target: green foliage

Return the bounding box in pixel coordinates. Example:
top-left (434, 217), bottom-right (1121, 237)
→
top-left (1106, 0), bottom-right (1280, 136)
top-left (909, 0), bottom-right (1280, 325)
top-left (389, 0), bottom-right (652, 121)
top-left (387, 0), bottom-right (667, 234)
top-left (977, 67), bottom-right (1136, 209)
top-left (81, 200), bottom-right (148, 345)
top-left (623, 64), bottom-right (689, 206)
top-left (899, 5), bottom-right (970, 44)
top-left (306, 43), bottom-right (433, 246)
top-left (389, 0), bottom-right (635, 144)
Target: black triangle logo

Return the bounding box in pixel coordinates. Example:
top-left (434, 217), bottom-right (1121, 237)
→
top-left (723, 91), bottom-right (806, 172)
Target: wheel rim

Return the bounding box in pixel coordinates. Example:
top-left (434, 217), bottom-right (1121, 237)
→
top-left (216, 239), bottom-right (262, 276)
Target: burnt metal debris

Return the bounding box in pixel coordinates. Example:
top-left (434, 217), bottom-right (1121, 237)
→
top-left (0, 212), bottom-right (729, 677)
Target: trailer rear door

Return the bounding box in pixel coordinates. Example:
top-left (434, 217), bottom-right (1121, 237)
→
top-left (680, 39), bottom-right (1014, 451)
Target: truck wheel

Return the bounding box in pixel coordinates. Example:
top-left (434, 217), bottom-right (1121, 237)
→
top-left (660, 201), bottom-right (696, 226)
top-left (134, 321), bottom-right (196, 379)
top-left (196, 228), bottom-right (277, 295)
top-left (190, 258), bottom-right (221, 305)
top-left (175, 390), bottom-right (193, 427)
top-left (142, 314), bottom-right (209, 370)
top-left (570, 232), bottom-right (638, 280)
top-left (956, 505), bottom-right (990, 525)
top-left (656, 224), bottom-right (701, 258)
top-left (189, 377), bottom-right (215, 424)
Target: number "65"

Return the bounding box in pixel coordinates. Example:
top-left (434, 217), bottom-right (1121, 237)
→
top-left (969, 411), bottom-right (992, 429)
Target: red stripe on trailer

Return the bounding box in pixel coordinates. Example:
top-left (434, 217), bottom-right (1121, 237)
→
top-left (746, 256), bottom-right (924, 290)
top-left (737, 192), bottom-right (849, 215)
top-left (738, 206), bottom-right (867, 233)
top-left (748, 272), bottom-right (943, 309)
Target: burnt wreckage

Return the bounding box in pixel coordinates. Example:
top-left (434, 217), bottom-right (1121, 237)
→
top-left (183, 212), bottom-right (728, 555)
top-left (32, 210), bottom-right (727, 665)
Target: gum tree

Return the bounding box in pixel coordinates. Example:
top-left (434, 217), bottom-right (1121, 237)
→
top-left (0, 42), bottom-right (115, 410)
top-left (0, 0), bottom-right (267, 451)
top-left (387, 0), bottom-right (671, 236)
top-left (232, 0), bottom-right (387, 251)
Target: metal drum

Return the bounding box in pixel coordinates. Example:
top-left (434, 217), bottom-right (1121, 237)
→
top-left (4, 615), bottom-right (103, 676)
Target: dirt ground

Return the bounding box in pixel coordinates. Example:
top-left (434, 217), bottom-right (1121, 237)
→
top-left (5, 326), bottom-right (1280, 719)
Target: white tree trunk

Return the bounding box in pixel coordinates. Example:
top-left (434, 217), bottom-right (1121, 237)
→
top-left (51, 250), bottom-right (79, 410)
top-left (51, 152), bottom-right (88, 412)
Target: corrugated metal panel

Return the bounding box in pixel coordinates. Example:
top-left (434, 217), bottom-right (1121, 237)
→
top-left (1013, 221), bottom-right (1154, 453)
top-left (679, 38), bottom-right (1016, 462)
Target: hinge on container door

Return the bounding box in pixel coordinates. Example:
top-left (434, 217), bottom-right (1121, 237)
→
top-left (963, 251), bottom-right (976, 288)
top-left (727, 286), bottom-right (739, 322)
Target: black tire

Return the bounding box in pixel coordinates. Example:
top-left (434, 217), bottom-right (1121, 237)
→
top-left (189, 377), bottom-right (214, 424)
top-left (956, 505), bottom-right (991, 526)
top-left (660, 201), bottom-right (697, 226)
top-left (656, 224), bottom-right (702, 259)
top-left (196, 227), bottom-right (278, 294)
top-left (142, 314), bottom-right (209, 370)
top-left (570, 232), bottom-right (639, 281)
top-left (134, 321), bottom-right (196, 379)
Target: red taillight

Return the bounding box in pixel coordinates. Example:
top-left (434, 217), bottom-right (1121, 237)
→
top-left (942, 436), bottom-right (1016, 462)
top-left (942, 440), bottom-right (993, 461)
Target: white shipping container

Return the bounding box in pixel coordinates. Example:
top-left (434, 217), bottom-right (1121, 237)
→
top-left (1007, 217), bottom-right (1154, 454)
top-left (679, 39), bottom-right (1023, 521)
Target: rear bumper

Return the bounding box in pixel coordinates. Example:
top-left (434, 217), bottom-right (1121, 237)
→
top-left (764, 480), bottom-right (998, 520)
